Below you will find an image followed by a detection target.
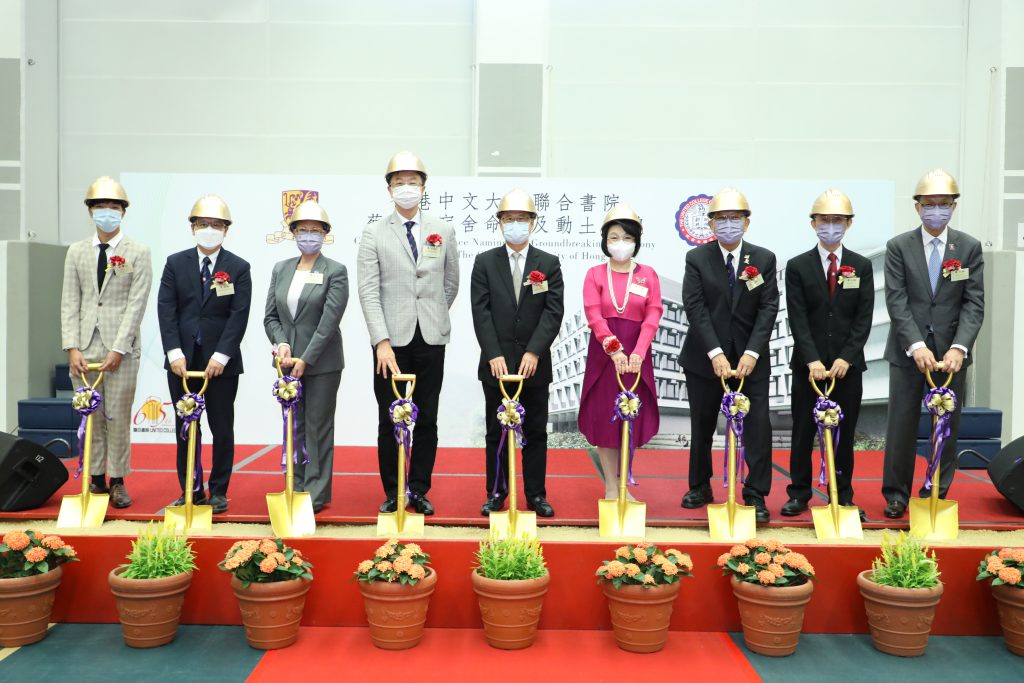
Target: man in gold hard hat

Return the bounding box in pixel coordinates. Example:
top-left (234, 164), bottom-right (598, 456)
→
top-left (357, 151), bottom-right (460, 516)
top-left (678, 187), bottom-right (780, 524)
top-left (470, 189), bottom-right (564, 518)
top-left (60, 176), bottom-right (153, 508)
top-left (781, 189), bottom-right (874, 521)
top-left (881, 169), bottom-right (985, 519)
top-left (156, 194), bottom-right (252, 514)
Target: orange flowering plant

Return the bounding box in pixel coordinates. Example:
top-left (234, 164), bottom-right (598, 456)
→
top-left (1, 529), bottom-right (78, 578)
top-left (716, 538), bottom-right (815, 587)
top-left (595, 542), bottom-right (693, 589)
top-left (977, 547), bottom-right (1024, 588)
top-left (354, 539), bottom-right (431, 586)
top-left (218, 538), bottom-right (312, 588)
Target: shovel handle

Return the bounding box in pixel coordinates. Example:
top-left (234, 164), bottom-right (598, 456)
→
top-left (925, 361), bottom-right (954, 389)
top-left (81, 362), bottom-right (105, 389)
top-left (615, 367), bottom-right (642, 393)
top-left (182, 372), bottom-right (210, 396)
top-left (720, 370), bottom-right (744, 393)
top-left (275, 355), bottom-right (304, 378)
top-left (809, 375), bottom-right (837, 398)
top-left (499, 374), bottom-right (524, 401)
top-left (391, 374), bottom-right (416, 399)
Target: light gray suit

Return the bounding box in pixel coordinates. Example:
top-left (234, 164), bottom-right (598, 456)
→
top-left (264, 254), bottom-right (348, 507)
top-left (882, 226), bottom-right (985, 503)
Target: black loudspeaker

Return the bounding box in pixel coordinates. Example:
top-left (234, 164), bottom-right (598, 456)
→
top-left (988, 435), bottom-right (1024, 513)
top-left (0, 432), bottom-right (69, 512)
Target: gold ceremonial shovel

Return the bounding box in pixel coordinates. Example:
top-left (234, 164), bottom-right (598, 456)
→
top-left (57, 363), bottom-right (109, 528)
top-left (377, 373), bottom-right (425, 537)
top-left (267, 357), bottom-right (316, 538)
top-left (165, 372), bottom-right (213, 532)
top-left (599, 369), bottom-right (646, 538)
top-left (910, 362), bottom-right (959, 540)
top-left (708, 371), bottom-right (757, 542)
top-left (489, 374), bottom-right (537, 541)
top-left (809, 376), bottom-right (863, 539)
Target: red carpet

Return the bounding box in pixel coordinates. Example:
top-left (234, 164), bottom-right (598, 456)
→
top-left (3, 445), bottom-right (1021, 529)
top-left (248, 628), bottom-right (763, 682)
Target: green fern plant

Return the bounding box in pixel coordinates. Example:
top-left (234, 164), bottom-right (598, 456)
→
top-left (119, 522), bottom-right (197, 579)
top-left (474, 535), bottom-right (547, 581)
top-left (869, 531), bottom-right (940, 589)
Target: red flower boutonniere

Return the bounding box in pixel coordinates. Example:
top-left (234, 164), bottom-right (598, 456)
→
top-left (526, 270), bottom-right (546, 285)
top-left (739, 266), bottom-right (760, 281)
top-left (837, 265), bottom-right (856, 282)
top-left (941, 259), bottom-right (962, 278)
top-left (105, 255), bottom-right (126, 272)
top-left (211, 271), bottom-right (231, 289)
top-left (426, 234), bottom-right (443, 246)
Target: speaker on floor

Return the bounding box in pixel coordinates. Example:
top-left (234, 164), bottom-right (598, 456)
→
top-left (0, 431), bottom-right (69, 512)
top-left (988, 435), bottom-right (1024, 513)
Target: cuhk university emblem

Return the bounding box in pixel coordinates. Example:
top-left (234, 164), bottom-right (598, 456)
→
top-left (266, 189), bottom-right (321, 244)
top-left (675, 194), bottom-right (715, 246)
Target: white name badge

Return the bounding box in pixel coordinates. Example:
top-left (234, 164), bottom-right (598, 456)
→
top-left (305, 271), bottom-right (324, 285)
top-left (214, 283), bottom-right (235, 297)
top-left (531, 281), bottom-right (549, 294)
top-left (424, 245), bottom-right (441, 258)
top-left (842, 277), bottom-right (860, 289)
top-left (628, 282), bottom-right (649, 297)
top-left (746, 274), bottom-right (764, 290)
top-left (951, 268), bottom-right (969, 282)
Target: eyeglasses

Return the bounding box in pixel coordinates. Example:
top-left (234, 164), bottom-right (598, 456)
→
top-left (390, 181), bottom-right (423, 189)
top-left (499, 216), bottom-right (531, 224)
top-left (295, 228), bottom-right (325, 236)
top-left (814, 215), bottom-right (850, 224)
top-left (607, 236), bottom-right (636, 244)
top-left (919, 201), bottom-right (955, 209)
top-left (712, 214), bottom-right (745, 223)
top-left (195, 221), bottom-right (227, 230)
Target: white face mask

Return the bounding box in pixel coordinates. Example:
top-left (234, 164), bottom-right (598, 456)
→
top-left (92, 208), bottom-right (123, 234)
top-left (194, 227), bottom-right (225, 250)
top-left (608, 242), bottom-right (636, 262)
top-left (391, 185), bottom-right (422, 210)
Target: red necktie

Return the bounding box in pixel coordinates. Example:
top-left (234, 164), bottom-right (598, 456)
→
top-left (827, 253), bottom-right (838, 298)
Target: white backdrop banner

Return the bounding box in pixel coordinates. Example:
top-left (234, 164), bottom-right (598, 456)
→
top-left (118, 174), bottom-right (895, 446)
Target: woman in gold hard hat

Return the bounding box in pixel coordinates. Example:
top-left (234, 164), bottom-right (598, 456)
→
top-left (264, 199), bottom-right (349, 514)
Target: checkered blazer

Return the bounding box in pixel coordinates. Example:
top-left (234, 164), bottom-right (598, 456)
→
top-left (60, 236), bottom-right (153, 355)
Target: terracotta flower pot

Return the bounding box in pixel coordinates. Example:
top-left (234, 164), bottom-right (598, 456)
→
top-left (0, 566), bottom-right (63, 647)
top-left (602, 580), bottom-right (680, 653)
top-left (108, 567), bottom-right (192, 648)
top-left (991, 583), bottom-right (1024, 656)
top-left (731, 575), bottom-right (813, 657)
top-left (856, 569), bottom-right (943, 657)
top-left (358, 568), bottom-right (437, 650)
top-left (230, 576), bottom-right (311, 650)
top-left (471, 570), bottom-right (549, 650)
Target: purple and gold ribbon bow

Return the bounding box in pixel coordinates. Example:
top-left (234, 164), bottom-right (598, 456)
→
top-left (493, 399), bottom-right (527, 497)
top-left (813, 396), bottom-right (843, 488)
top-left (273, 375), bottom-right (308, 470)
top-left (923, 386), bottom-right (957, 490)
top-left (611, 390), bottom-right (642, 486)
top-left (175, 392), bottom-right (206, 492)
top-left (720, 391), bottom-right (750, 487)
top-left (71, 386), bottom-right (103, 479)
top-left (389, 398), bottom-right (418, 496)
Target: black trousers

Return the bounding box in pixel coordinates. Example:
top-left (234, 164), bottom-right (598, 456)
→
top-left (373, 326), bottom-right (445, 498)
top-left (167, 355), bottom-right (239, 497)
top-left (482, 382), bottom-right (549, 500)
top-left (787, 366), bottom-right (863, 504)
top-left (684, 369), bottom-right (772, 500)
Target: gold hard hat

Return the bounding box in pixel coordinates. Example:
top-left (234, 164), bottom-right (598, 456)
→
top-left (288, 199), bottom-right (331, 231)
top-left (385, 150), bottom-right (427, 183)
top-left (914, 168), bottom-right (960, 199)
top-left (601, 204), bottom-right (642, 231)
top-left (188, 194), bottom-right (232, 225)
top-left (707, 187), bottom-right (750, 216)
top-left (84, 176), bottom-right (130, 207)
top-left (496, 188), bottom-right (537, 217)
top-left (810, 188), bottom-right (854, 217)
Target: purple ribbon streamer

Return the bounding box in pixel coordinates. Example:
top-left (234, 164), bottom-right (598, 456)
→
top-left (610, 390), bottom-right (641, 486)
top-left (175, 393), bottom-right (206, 492)
top-left (719, 392), bottom-right (748, 488)
top-left (272, 376), bottom-right (308, 470)
top-left (389, 398), bottom-right (419, 497)
top-left (493, 399), bottom-right (527, 497)
top-left (812, 396), bottom-right (843, 488)
top-left (923, 386), bottom-right (957, 490)
top-left (71, 387), bottom-right (102, 479)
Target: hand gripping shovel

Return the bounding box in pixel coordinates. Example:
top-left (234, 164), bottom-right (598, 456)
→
top-left (708, 371), bottom-right (757, 542)
top-left (809, 376), bottom-right (863, 539)
top-left (165, 371), bottom-right (213, 532)
top-left (267, 357), bottom-right (316, 538)
top-left (376, 373), bottom-right (425, 537)
top-left (489, 374), bottom-right (537, 540)
top-left (910, 362), bottom-right (959, 540)
top-left (598, 368), bottom-right (646, 538)
top-left (57, 363), bottom-right (108, 528)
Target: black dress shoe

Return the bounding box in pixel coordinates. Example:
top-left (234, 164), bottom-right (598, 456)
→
top-left (379, 498), bottom-right (398, 513)
top-left (171, 491), bottom-right (208, 507)
top-left (526, 496), bottom-right (555, 518)
top-left (313, 503), bottom-right (324, 514)
top-left (884, 499), bottom-right (907, 519)
top-left (780, 498), bottom-right (808, 516)
top-left (681, 486), bottom-right (714, 509)
top-left (480, 495), bottom-right (506, 516)
top-left (109, 483), bottom-right (132, 509)
top-left (838, 500), bottom-right (868, 523)
top-left (89, 482), bottom-right (109, 495)
top-left (411, 495), bottom-right (434, 516)
top-left (209, 494), bottom-right (228, 514)
top-left (746, 498), bottom-right (770, 524)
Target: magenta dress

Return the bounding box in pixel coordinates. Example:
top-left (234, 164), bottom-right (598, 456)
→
top-left (577, 262), bottom-right (664, 448)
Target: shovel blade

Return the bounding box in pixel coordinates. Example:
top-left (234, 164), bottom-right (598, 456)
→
top-left (56, 492), bottom-right (109, 528)
top-left (489, 510), bottom-right (538, 540)
top-left (164, 504), bottom-right (213, 532)
top-left (375, 511), bottom-right (425, 537)
top-left (266, 491), bottom-right (316, 538)
top-left (707, 502), bottom-right (757, 542)
top-left (909, 498), bottom-right (959, 540)
top-left (597, 498), bottom-right (647, 538)
top-left (811, 504), bottom-right (864, 540)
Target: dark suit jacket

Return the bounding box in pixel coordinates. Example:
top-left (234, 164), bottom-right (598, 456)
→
top-left (785, 246), bottom-right (874, 371)
top-left (883, 227), bottom-right (985, 367)
top-left (679, 240), bottom-right (780, 380)
top-left (470, 245), bottom-right (564, 387)
top-left (157, 248), bottom-right (252, 375)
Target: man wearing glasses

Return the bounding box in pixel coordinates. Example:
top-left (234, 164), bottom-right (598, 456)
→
top-left (881, 169), bottom-right (984, 519)
top-left (157, 195), bottom-right (252, 514)
top-left (357, 151), bottom-right (460, 516)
